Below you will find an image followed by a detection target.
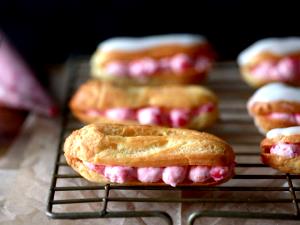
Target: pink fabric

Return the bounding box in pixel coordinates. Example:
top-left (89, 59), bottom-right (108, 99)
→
top-left (137, 167), bottom-right (163, 183)
top-left (162, 166), bottom-right (187, 187)
top-left (188, 166), bottom-right (211, 182)
top-left (104, 166), bottom-right (137, 183)
top-left (270, 143), bottom-right (300, 158)
top-left (209, 166), bottom-right (229, 181)
top-left (0, 31), bottom-right (57, 116)
top-left (251, 57), bottom-right (300, 81)
top-left (105, 108), bottom-right (135, 121)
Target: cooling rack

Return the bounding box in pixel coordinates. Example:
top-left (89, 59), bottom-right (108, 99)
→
top-left (46, 58), bottom-right (300, 225)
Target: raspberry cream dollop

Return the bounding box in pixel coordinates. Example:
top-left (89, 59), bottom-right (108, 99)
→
top-left (270, 143), bottom-right (300, 158)
top-left (250, 57), bottom-right (300, 81)
top-left (85, 103), bottom-right (215, 128)
top-left (268, 113), bottom-right (300, 124)
top-left (83, 162), bottom-right (233, 187)
top-left (104, 54), bottom-right (211, 78)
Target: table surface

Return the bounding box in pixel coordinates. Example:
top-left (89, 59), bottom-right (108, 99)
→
top-left (1, 58), bottom-right (300, 225)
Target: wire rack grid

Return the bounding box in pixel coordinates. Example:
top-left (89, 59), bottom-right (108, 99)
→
top-left (46, 58), bottom-right (300, 225)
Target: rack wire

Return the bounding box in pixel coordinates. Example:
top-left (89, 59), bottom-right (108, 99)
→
top-left (47, 58), bottom-right (300, 225)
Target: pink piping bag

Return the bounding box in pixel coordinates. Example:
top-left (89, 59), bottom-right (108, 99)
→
top-left (0, 30), bottom-right (58, 117)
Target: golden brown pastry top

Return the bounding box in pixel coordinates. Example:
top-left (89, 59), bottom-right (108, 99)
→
top-left (69, 80), bottom-right (218, 111)
top-left (64, 123), bottom-right (235, 167)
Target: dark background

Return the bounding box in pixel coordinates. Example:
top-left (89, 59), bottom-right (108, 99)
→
top-left (1, 0), bottom-right (300, 81)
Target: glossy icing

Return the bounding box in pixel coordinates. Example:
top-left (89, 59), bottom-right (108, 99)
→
top-left (247, 83), bottom-right (300, 109)
top-left (267, 126), bottom-right (300, 139)
top-left (238, 37), bottom-right (300, 65)
top-left (98, 34), bottom-right (206, 52)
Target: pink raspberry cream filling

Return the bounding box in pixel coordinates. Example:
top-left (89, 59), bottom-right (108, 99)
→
top-left (83, 163), bottom-right (233, 187)
top-left (270, 143), bottom-right (300, 158)
top-left (269, 113), bottom-right (300, 124)
top-left (85, 103), bottom-right (215, 128)
top-left (104, 53), bottom-right (211, 78)
top-left (251, 57), bottom-right (300, 81)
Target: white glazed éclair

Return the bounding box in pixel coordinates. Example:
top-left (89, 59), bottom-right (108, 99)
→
top-left (247, 83), bottom-right (300, 133)
top-left (238, 37), bottom-right (300, 87)
top-left (261, 126), bottom-right (300, 173)
top-left (91, 34), bottom-right (214, 85)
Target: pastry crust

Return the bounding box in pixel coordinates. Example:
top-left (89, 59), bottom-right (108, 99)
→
top-left (248, 101), bottom-right (300, 133)
top-left (69, 80), bottom-right (219, 129)
top-left (254, 116), bottom-right (297, 134)
top-left (64, 123), bottom-right (235, 167)
top-left (249, 101), bottom-right (300, 115)
top-left (261, 135), bottom-right (300, 173)
top-left (64, 123), bottom-right (235, 185)
top-left (70, 80), bottom-right (217, 110)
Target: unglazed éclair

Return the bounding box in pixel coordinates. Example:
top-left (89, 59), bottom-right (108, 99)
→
top-left (70, 80), bottom-right (219, 130)
top-left (247, 83), bottom-right (300, 133)
top-left (238, 37), bottom-right (300, 88)
top-left (261, 126), bottom-right (300, 174)
top-left (90, 34), bottom-right (214, 86)
top-left (64, 123), bottom-right (235, 187)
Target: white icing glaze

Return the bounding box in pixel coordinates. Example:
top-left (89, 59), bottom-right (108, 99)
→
top-left (238, 37), bottom-right (300, 65)
top-left (98, 34), bottom-right (206, 52)
top-left (247, 83), bottom-right (300, 109)
top-left (267, 126), bottom-right (300, 139)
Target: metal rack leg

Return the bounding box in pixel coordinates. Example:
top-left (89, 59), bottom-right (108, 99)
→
top-left (99, 184), bottom-right (110, 216)
top-left (286, 174), bottom-right (300, 216)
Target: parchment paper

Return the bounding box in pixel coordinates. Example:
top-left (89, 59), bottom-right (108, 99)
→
top-left (0, 115), bottom-right (181, 225)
